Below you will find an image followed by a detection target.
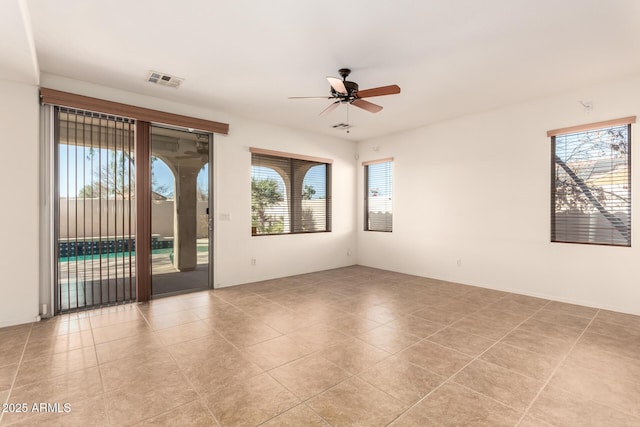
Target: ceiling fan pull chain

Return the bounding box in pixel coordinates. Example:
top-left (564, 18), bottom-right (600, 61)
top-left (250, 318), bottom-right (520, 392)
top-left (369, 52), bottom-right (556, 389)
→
top-left (346, 103), bottom-right (350, 134)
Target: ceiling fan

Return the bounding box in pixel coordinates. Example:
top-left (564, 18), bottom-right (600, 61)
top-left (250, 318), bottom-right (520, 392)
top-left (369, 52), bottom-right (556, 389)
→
top-left (289, 68), bottom-right (401, 116)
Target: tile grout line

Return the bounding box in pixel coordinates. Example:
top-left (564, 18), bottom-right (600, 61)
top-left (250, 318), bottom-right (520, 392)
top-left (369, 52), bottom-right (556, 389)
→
top-left (257, 293), bottom-right (521, 426)
top-left (134, 303), bottom-right (224, 427)
top-left (92, 306), bottom-right (137, 427)
top-left (301, 286), bottom-right (518, 424)
top-left (5, 319), bottom-right (111, 426)
top-left (514, 308), bottom-right (600, 426)
top-left (217, 283), bottom-right (355, 426)
top-left (187, 311), bottom-right (292, 425)
top-left (379, 293), bottom-right (512, 372)
top-left (384, 298), bottom-right (554, 426)
top-left (3, 267), bottom-right (637, 426)
top-left (437, 319), bottom-right (588, 383)
top-left (97, 305), bottom-right (163, 425)
top-left (261, 349), bottom-right (354, 426)
top-left (0, 323), bottom-right (34, 427)
top-left (257, 322), bottom-right (420, 426)
top-left (87, 312), bottom-right (111, 427)
top-left (574, 318), bottom-right (640, 363)
top-left (375, 298), bottom-right (507, 424)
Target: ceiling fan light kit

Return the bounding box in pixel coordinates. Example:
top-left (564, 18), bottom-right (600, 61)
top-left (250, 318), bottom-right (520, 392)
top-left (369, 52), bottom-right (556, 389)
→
top-left (289, 68), bottom-right (401, 129)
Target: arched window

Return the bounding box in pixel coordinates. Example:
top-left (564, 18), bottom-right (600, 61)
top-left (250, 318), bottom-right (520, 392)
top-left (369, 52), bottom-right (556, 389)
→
top-left (251, 161), bottom-right (290, 234)
top-left (197, 164), bottom-right (209, 201)
top-left (151, 156), bottom-right (175, 200)
top-left (300, 164), bottom-right (328, 232)
top-left (250, 148), bottom-right (331, 235)
top-left (150, 156), bottom-right (176, 245)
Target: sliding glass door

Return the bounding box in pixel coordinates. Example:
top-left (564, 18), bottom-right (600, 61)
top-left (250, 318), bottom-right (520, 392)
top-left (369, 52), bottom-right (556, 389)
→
top-left (53, 109), bottom-right (214, 313)
top-left (150, 125), bottom-right (212, 296)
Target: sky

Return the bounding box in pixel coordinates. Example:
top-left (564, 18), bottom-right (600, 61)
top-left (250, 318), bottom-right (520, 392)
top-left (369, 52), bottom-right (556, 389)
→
top-left (151, 159), bottom-right (210, 199)
top-left (59, 147), bottom-right (384, 200)
top-left (58, 146), bottom-right (208, 198)
top-left (367, 161), bottom-right (393, 198)
top-left (251, 164), bottom-right (327, 199)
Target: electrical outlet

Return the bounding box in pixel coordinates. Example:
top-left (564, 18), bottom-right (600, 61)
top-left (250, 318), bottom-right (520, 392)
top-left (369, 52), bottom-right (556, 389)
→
top-left (251, 258), bottom-right (256, 266)
top-left (347, 249), bottom-right (352, 256)
top-left (456, 259), bottom-right (462, 267)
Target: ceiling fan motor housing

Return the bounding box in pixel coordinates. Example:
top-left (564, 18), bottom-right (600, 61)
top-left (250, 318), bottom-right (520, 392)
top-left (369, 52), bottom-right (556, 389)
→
top-left (331, 80), bottom-right (359, 99)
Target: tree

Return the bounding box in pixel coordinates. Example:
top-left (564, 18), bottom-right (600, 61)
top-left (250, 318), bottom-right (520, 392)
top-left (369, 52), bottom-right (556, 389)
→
top-left (302, 184), bottom-right (316, 200)
top-left (77, 149), bottom-right (169, 198)
top-left (196, 165), bottom-right (208, 201)
top-left (76, 150), bottom-right (133, 198)
top-left (251, 178), bottom-right (284, 233)
top-left (151, 156), bottom-right (171, 197)
top-left (196, 183), bottom-right (208, 201)
top-left (554, 126), bottom-right (630, 241)
top-left (78, 183), bottom-right (98, 198)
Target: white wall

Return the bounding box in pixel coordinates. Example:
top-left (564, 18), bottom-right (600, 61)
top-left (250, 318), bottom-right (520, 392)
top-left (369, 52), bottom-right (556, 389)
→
top-left (0, 79), bottom-right (40, 327)
top-left (41, 74), bottom-right (358, 288)
top-left (357, 74), bottom-right (640, 316)
top-left (8, 70), bottom-right (639, 327)
top-left (0, 75), bottom-right (357, 327)
top-left (214, 115), bottom-right (357, 286)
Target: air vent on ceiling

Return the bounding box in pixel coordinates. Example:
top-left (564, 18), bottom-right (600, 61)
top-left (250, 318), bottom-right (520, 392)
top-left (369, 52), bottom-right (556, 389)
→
top-left (332, 123), bottom-right (351, 129)
top-left (146, 70), bottom-right (183, 88)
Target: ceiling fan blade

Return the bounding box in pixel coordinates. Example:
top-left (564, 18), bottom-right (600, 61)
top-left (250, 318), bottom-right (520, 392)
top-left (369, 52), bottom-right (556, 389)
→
top-left (319, 101), bottom-right (340, 116)
top-left (327, 77), bottom-right (347, 95)
top-left (288, 96), bottom-right (333, 99)
top-left (356, 84), bottom-right (401, 98)
top-left (352, 98), bottom-right (383, 113)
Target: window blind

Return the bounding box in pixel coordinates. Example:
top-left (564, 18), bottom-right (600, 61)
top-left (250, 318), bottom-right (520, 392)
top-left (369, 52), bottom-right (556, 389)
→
top-left (251, 150), bottom-right (331, 235)
top-left (551, 123), bottom-right (631, 246)
top-left (55, 107), bottom-right (137, 312)
top-left (364, 159), bottom-right (393, 232)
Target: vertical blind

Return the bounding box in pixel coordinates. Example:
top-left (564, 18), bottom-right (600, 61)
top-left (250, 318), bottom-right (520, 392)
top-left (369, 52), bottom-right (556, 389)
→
top-left (551, 123), bottom-right (631, 246)
top-left (56, 107), bottom-right (136, 312)
top-left (364, 159), bottom-right (393, 232)
top-left (251, 149), bottom-right (331, 235)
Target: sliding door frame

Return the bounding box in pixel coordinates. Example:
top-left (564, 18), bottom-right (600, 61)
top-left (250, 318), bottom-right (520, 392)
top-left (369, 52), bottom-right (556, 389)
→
top-left (39, 105), bottom-right (56, 317)
top-left (135, 121), bottom-right (152, 301)
top-left (207, 132), bottom-right (215, 290)
top-left (41, 89), bottom-right (227, 309)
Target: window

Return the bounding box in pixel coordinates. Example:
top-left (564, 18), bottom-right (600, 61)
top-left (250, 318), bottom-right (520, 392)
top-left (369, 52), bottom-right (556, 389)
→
top-left (550, 117), bottom-right (634, 246)
top-left (250, 148), bottom-right (332, 235)
top-left (364, 158), bottom-right (393, 232)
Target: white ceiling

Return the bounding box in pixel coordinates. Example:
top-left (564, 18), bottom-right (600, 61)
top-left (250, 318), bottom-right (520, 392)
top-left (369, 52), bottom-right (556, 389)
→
top-left (3, 0), bottom-right (640, 140)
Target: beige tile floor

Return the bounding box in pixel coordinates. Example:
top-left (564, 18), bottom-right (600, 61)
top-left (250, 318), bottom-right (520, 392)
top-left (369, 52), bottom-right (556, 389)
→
top-left (1, 265), bottom-right (639, 426)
